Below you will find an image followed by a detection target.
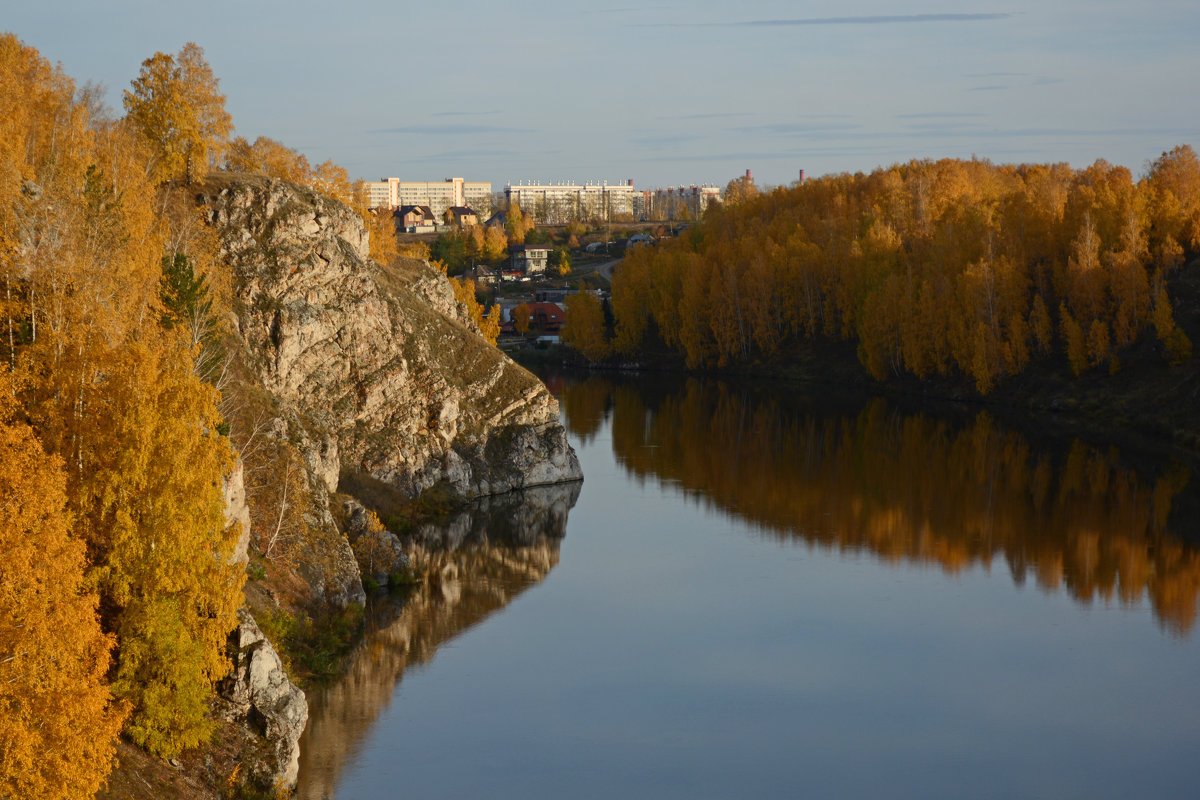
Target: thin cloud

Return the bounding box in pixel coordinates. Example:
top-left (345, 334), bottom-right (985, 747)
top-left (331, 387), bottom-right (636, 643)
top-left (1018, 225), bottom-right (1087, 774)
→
top-left (968, 85), bottom-right (1010, 92)
top-left (432, 111), bottom-right (502, 118)
top-left (896, 112), bottom-right (989, 119)
top-left (666, 112), bottom-right (757, 121)
top-left (903, 121), bottom-right (989, 132)
top-left (631, 133), bottom-right (706, 147)
top-left (965, 71), bottom-right (1029, 78)
top-left (729, 122), bottom-right (861, 135)
top-left (647, 13), bottom-right (1014, 28)
top-left (425, 148), bottom-right (522, 159)
top-left (369, 124), bottom-right (531, 135)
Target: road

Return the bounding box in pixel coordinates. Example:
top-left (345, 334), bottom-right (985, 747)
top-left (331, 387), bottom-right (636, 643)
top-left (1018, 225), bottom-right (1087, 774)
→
top-left (595, 258), bottom-right (620, 284)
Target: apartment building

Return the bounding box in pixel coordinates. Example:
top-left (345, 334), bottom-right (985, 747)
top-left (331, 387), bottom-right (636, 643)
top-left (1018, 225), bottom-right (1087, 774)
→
top-left (634, 184), bottom-right (721, 220)
top-left (363, 177), bottom-right (493, 216)
top-left (504, 180), bottom-right (638, 223)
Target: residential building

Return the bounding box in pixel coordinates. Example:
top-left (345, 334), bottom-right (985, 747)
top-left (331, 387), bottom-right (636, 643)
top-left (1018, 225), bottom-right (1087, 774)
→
top-left (364, 177), bottom-right (492, 216)
top-left (634, 184), bottom-right (721, 220)
top-left (446, 206), bottom-right (478, 228)
top-left (505, 180), bottom-right (638, 223)
top-left (395, 204), bottom-right (435, 232)
top-left (527, 302), bottom-right (564, 333)
top-left (364, 177), bottom-right (400, 209)
top-left (510, 244), bottom-right (551, 276)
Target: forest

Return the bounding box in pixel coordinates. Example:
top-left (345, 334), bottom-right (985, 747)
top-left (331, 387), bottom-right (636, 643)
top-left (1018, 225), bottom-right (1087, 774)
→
top-left (598, 153), bottom-right (1200, 394)
top-left (0, 33), bottom-right (409, 798)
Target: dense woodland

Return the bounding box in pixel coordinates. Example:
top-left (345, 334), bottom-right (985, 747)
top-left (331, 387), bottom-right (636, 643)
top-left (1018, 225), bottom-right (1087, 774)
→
top-left (0, 34), bottom-right (410, 798)
top-left (596, 154), bottom-right (1200, 393)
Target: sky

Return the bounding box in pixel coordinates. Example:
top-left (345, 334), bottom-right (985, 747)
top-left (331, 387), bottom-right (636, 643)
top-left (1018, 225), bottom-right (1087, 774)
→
top-left (7, 1), bottom-right (1200, 191)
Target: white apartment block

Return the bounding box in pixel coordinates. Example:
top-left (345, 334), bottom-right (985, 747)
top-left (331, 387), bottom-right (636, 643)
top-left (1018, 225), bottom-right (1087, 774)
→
top-left (505, 181), bottom-right (638, 223)
top-left (632, 185), bottom-right (722, 220)
top-left (364, 177), bottom-right (400, 209)
top-left (363, 177), bottom-right (493, 216)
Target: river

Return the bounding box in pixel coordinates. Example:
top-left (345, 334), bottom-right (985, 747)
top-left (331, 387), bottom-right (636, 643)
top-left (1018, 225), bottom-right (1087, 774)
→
top-left (296, 371), bottom-right (1200, 799)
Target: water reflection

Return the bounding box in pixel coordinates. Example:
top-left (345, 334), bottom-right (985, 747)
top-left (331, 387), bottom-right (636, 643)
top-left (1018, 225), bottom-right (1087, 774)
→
top-left (296, 481), bottom-right (581, 800)
top-left (559, 374), bottom-right (1200, 635)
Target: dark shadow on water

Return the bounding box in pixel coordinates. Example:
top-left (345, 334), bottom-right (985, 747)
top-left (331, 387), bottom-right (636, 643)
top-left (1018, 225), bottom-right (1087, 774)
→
top-left (295, 480), bottom-right (581, 800)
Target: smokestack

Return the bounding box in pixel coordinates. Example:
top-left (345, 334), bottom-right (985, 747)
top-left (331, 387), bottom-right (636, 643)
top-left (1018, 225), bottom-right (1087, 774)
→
top-left (745, 169), bottom-right (752, 180)
top-left (798, 169), bottom-right (806, 184)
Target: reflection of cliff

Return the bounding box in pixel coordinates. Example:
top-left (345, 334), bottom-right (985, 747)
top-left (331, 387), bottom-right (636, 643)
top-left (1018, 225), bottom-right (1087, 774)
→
top-left (295, 481), bottom-right (580, 799)
top-left (561, 375), bottom-right (1200, 634)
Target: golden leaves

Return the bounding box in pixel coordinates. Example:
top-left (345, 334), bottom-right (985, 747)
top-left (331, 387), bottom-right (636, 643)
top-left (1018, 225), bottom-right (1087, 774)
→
top-left (610, 154), bottom-right (1197, 389)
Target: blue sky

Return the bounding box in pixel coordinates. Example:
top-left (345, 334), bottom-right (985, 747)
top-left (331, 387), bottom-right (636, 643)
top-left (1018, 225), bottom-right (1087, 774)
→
top-left (7, 1), bottom-right (1200, 189)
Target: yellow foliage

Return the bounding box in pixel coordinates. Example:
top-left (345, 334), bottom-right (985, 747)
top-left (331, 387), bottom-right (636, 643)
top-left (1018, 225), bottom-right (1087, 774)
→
top-left (447, 276), bottom-right (499, 345)
top-left (609, 154), bottom-right (1192, 390)
top-left (3, 35), bottom-right (245, 761)
top-left (1059, 304), bottom-right (1088, 376)
top-left (97, 337), bottom-right (244, 757)
top-left (563, 290), bottom-right (611, 362)
top-left (0, 394), bottom-right (126, 800)
top-left (123, 43), bottom-right (231, 184)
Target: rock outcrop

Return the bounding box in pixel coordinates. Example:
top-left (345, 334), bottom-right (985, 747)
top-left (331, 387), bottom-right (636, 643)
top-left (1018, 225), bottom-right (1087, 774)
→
top-left (199, 174), bottom-right (583, 794)
top-left (201, 174), bottom-right (582, 503)
top-left (222, 459), bottom-right (251, 564)
top-left (219, 608), bottom-right (309, 791)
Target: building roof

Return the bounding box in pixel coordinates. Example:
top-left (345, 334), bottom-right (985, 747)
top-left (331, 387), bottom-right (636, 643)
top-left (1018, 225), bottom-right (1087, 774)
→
top-left (527, 302), bottom-right (565, 322)
top-left (396, 204), bottom-right (435, 219)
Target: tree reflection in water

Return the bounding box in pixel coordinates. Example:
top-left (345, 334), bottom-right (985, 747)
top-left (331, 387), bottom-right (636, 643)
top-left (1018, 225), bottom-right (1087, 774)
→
top-left (296, 481), bottom-right (581, 800)
top-left (559, 374), bottom-right (1200, 635)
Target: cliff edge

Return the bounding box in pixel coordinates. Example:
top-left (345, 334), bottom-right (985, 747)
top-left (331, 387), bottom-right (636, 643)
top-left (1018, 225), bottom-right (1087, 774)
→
top-left (202, 174), bottom-right (581, 504)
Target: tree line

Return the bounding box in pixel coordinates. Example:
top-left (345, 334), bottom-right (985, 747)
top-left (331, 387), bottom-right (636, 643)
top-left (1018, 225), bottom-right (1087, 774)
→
top-left (599, 154), bottom-right (1199, 392)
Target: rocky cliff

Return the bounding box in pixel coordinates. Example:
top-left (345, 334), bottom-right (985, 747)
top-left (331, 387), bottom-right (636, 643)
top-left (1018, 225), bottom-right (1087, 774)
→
top-left (191, 175), bottom-right (582, 794)
top-left (201, 174), bottom-right (581, 503)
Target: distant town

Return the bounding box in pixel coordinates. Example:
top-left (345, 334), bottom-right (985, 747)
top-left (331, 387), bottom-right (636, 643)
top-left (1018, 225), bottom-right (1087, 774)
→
top-left (364, 175), bottom-right (728, 228)
top-left (361, 170), bottom-right (780, 352)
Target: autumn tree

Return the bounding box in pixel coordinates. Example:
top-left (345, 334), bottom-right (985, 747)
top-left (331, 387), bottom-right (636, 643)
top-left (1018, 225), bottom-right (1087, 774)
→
top-left (123, 43), bottom-right (232, 184)
top-left (505, 200), bottom-right (534, 244)
top-left (482, 225), bottom-right (509, 262)
top-left (0, 388), bottom-right (126, 800)
top-left (448, 276), bottom-right (500, 345)
top-left (512, 302), bottom-right (532, 335)
top-left (224, 135), bottom-right (311, 181)
top-left (608, 153), bottom-right (1196, 391)
top-left (551, 246), bottom-right (571, 276)
top-left (98, 337), bottom-right (244, 757)
top-left (1147, 145), bottom-right (1200, 254)
top-left (722, 171), bottom-right (759, 207)
top-left (563, 290), bottom-right (611, 361)
top-left (4, 35), bottom-right (245, 760)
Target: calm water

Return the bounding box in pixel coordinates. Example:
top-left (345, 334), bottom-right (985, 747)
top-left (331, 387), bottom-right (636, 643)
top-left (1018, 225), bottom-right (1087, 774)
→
top-left (297, 373), bottom-right (1200, 799)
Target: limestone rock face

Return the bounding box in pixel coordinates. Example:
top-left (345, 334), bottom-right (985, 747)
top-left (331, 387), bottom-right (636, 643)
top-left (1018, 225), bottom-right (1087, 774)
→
top-left (220, 608), bottom-right (309, 791)
top-left (201, 175), bottom-right (582, 503)
top-left (222, 459), bottom-right (252, 564)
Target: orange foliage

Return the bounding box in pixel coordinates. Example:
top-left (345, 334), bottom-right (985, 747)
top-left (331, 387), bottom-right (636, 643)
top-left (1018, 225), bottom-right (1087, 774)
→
top-left (612, 154), bottom-right (1199, 390)
top-left (0, 392), bottom-right (126, 799)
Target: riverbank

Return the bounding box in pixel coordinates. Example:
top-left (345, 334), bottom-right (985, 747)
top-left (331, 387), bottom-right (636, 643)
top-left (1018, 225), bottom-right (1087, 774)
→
top-left (516, 261), bottom-right (1200, 469)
